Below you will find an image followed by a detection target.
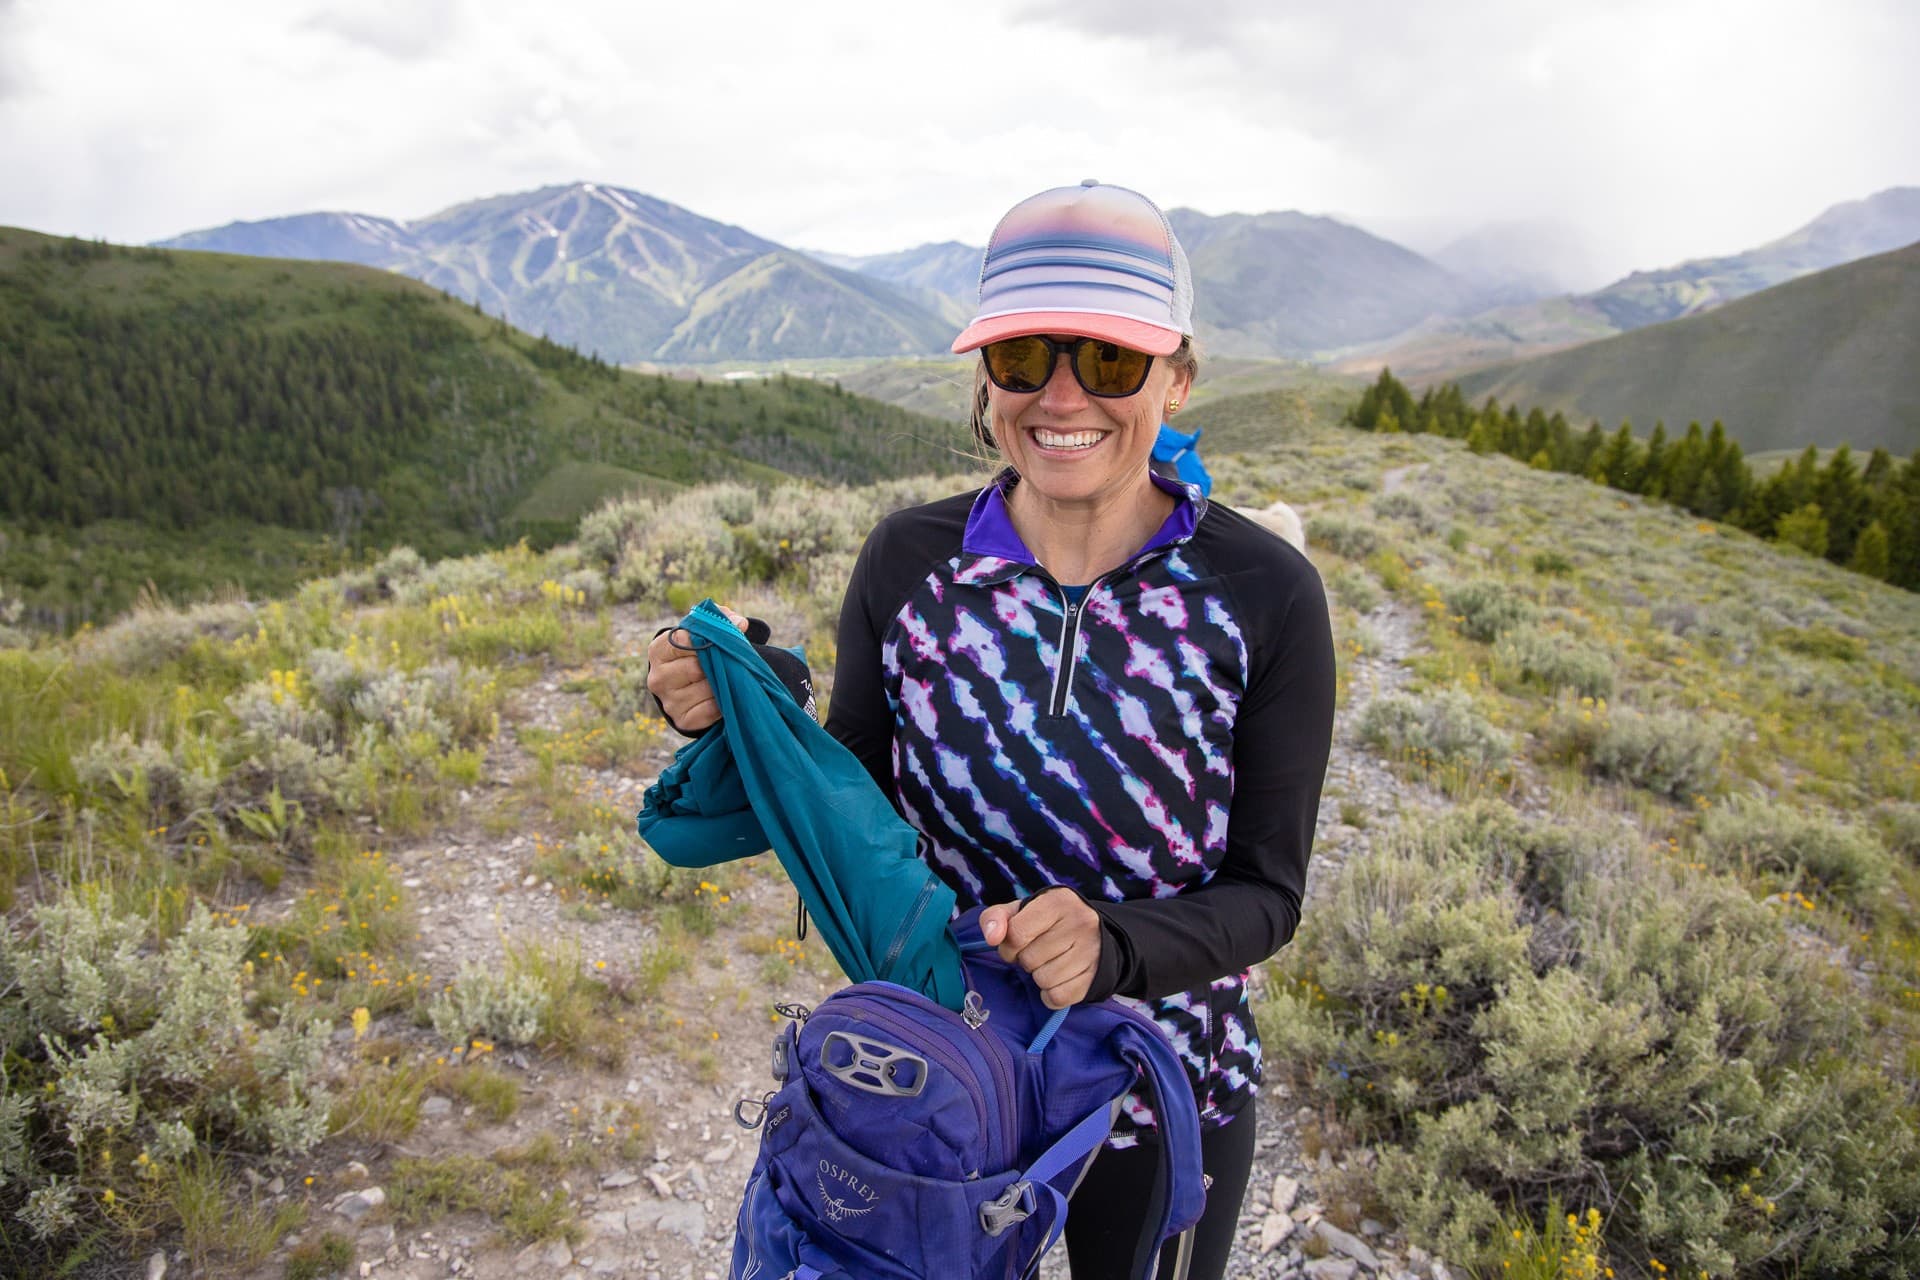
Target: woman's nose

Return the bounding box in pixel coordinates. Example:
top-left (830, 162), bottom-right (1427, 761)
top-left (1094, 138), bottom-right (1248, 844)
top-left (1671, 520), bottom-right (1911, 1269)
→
top-left (1036, 351), bottom-right (1089, 410)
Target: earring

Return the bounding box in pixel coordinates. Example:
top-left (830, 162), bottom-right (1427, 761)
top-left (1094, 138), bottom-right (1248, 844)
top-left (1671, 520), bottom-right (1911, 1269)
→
top-left (1167, 398), bottom-right (1181, 414)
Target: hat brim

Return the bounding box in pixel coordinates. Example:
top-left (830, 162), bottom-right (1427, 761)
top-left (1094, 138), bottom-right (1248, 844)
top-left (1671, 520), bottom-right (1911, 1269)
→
top-left (951, 311), bottom-right (1184, 357)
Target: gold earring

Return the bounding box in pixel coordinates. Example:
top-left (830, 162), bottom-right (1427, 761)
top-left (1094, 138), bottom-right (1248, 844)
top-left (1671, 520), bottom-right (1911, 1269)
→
top-left (1167, 399), bottom-right (1181, 413)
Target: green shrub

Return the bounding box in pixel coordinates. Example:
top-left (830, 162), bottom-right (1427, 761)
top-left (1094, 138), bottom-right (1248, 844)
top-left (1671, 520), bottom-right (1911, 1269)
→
top-left (1262, 802), bottom-right (1920, 1279)
top-left (1358, 689), bottom-right (1511, 772)
top-left (0, 895), bottom-right (333, 1262)
top-left (1492, 625), bottom-right (1616, 699)
top-left (372, 546), bottom-right (426, 598)
top-left (1876, 803), bottom-right (1920, 862)
top-left (1442, 577), bottom-right (1538, 642)
top-left (1305, 516), bottom-right (1380, 560)
top-left (609, 518), bottom-right (739, 608)
top-left (1701, 796), bottom-right (1894, 910)
top-left (78, 599), bottom-right (256, 674)
top-left (390, 553), bottom-right (508, 607)
top-left (1778, 624), bottom-right (1865, 664)
top-left (1547, 698), bottom-right (1728, 800)
top-left (1326, 565), bottom-right (1382, 614)
top-left (1372, 492), bottom-right (1440, 535)
top-left (75, 731), bottom-right (221, 823)
top-left (427, 963), bottom-right (552, 1048)
top-left (532, 830), bottom-right (673, 912)
top-left (738, 483), bottom-right (862, 583)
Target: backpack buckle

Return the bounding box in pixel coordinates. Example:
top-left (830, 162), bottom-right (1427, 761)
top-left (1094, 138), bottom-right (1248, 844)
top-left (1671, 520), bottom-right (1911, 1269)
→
top-left (979, 1180), bottom-right (1034, 1236)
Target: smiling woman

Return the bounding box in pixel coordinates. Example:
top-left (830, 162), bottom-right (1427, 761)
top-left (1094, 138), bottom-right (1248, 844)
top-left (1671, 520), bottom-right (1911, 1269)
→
top-left (648, 180), bottom-right (1336, 1280)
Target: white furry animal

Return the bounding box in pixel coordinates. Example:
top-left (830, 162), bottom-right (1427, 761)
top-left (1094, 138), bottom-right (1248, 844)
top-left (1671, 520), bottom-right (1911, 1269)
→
top-left (1239, 500), bottom-right (1306, 552)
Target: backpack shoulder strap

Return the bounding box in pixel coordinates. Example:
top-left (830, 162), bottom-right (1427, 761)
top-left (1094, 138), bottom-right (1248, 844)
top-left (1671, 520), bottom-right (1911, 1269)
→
top-left (1111, 1018), bottom-right (1208, 1256)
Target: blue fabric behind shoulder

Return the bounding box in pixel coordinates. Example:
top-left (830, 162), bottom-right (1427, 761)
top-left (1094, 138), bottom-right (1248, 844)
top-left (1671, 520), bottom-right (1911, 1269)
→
top-left (1151, 422), bottom-right (1212, 496)
top-left (637, 600), bottom-right (967, 1011)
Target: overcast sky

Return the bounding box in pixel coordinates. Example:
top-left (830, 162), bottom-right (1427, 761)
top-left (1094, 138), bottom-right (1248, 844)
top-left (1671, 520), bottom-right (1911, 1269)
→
top-left (2, 0), bottom-right (1915, 288)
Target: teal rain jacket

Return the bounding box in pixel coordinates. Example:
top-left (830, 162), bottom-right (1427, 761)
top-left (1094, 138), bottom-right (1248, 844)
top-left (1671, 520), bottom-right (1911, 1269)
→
top-left (636, 598), bottom-right (967, 1011)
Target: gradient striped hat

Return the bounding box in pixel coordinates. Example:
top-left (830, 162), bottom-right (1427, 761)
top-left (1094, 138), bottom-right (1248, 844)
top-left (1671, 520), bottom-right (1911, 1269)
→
top-left (951, 180), bottom-right (1194, 357)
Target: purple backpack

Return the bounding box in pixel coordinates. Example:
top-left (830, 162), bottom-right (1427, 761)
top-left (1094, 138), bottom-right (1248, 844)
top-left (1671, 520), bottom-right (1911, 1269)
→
top-left (730, 908), bottom-right (1207, 1279)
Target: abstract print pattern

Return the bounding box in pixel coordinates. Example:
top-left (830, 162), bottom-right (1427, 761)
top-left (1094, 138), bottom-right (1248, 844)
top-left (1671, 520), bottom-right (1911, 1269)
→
top-left (882, 543), bottom-right (1263, 1142)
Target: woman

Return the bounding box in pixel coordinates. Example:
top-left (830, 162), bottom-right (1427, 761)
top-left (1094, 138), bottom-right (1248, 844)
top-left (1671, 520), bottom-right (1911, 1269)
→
top-left (649, 180), bottom-right (1336, 1278)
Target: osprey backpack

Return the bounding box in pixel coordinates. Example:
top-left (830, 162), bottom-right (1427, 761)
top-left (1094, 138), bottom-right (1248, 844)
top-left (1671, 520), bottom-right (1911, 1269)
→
top-left (728, 908), bottom-right (1207, 1280)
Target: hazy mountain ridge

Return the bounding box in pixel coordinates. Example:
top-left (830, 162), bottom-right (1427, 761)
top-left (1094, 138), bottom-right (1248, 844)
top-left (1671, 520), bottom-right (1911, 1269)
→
top-left (160, 187), bottom-right (1520, 364)
top-left (157, 183), bottom-right (1918, 372)
top-left (157, 183), bottom-right (955, 363)
top-left (1169, 207), bottom-right (1486, 356)
top-left (1344, 187), bottom-right (1920, 381)
top-left (1454, 240), bottom-right (1920, 455)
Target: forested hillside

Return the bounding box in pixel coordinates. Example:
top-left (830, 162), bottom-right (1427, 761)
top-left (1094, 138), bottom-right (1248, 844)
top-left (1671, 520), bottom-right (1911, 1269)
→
top-left (1448, 240), bottom-right (1920, 456)
top-left (0, 230), bottom-right (968, 624)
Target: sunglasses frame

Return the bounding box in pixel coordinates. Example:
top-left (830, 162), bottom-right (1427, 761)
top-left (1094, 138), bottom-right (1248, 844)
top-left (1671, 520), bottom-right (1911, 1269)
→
top-left (980, 335), bottom-right (1156, 399)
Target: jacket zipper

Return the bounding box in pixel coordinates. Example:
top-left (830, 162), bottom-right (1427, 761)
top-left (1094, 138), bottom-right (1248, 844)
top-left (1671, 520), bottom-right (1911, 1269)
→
top-left (1047, 577), bottom-right (1106, 717)
top-left (879, 878), bottom-right (938, 978)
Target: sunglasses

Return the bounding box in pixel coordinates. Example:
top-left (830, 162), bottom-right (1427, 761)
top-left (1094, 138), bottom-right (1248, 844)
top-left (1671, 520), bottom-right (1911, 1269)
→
top-left (980, 335), bottom-right (1156, 399)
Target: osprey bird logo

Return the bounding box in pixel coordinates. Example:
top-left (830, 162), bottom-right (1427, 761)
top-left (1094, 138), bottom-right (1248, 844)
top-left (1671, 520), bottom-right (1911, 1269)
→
top-left (816, 1164), bottom-right (879, 1223)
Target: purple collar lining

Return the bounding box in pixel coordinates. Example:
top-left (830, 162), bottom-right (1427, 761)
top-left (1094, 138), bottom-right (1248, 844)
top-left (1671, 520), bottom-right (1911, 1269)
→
top-left (961, 469), bottom-right (1202, 571)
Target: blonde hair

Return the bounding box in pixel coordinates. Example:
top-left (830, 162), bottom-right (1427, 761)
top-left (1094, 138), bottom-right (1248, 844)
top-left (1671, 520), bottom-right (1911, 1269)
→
top-left (967, 336), bottom-right (1201, 455)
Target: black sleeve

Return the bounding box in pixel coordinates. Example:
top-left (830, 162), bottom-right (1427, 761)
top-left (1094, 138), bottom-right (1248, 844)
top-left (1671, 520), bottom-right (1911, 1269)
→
top-left (823, 492), bottom-right (976, 798)
top-left (1084, 542), bottom-right (1337, 1002)
top-left (824, 519), bottom-right (901, 798)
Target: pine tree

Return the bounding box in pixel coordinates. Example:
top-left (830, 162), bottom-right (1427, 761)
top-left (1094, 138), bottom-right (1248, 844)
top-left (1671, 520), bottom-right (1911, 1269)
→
top-left (1776, 503), bottom-right (1830, 558)
top-left (1815, 445), bottom-right (1867, 567)
top-left (1641, 423), bottom-right (1669, 497)
top-left (1850, 520), bottom-right (1891, 580)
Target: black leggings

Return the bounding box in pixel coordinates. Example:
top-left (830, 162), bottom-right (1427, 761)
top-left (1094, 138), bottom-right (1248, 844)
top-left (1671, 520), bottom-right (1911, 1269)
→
top-left (1062, 1100), bottom-right (1257, 1279)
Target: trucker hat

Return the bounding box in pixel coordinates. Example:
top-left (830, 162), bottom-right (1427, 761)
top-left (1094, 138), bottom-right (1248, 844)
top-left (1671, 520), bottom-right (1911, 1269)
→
top-left (951, 179), bottom-right (1194, 357)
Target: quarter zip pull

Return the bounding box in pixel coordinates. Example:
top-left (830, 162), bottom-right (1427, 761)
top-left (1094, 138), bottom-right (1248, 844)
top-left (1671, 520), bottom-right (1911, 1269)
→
top-left (1047, 580), bottom-right (1101, 717)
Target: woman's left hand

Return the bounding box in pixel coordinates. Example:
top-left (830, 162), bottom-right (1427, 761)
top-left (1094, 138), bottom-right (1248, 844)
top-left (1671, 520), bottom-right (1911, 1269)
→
top-left (979, 889), bottom-right (1102, 1009)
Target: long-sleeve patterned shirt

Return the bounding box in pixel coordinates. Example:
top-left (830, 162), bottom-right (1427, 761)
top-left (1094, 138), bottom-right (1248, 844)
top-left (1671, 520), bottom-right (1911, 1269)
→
top-left (826, 470), bottom-right (1336, 1142)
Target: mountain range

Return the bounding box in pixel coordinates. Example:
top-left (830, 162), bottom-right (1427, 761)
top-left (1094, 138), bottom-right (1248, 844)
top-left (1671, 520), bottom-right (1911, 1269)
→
top-left (161, 184), bottom-right (956, 364)
top-left (1337, 187), bottom-right (1920, 382)
top-left (157, 183), bottom-right (1534, 364)
top-left (149, 181), bottom-right (1920, 457)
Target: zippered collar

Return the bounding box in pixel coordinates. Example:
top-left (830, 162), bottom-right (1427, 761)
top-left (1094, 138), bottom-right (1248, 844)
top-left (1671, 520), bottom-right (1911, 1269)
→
top-left (958, 467), bottom-right (1206, 586)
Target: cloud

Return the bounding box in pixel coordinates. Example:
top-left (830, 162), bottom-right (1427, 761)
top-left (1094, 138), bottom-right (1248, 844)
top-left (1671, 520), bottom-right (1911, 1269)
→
top-left (0, 0), bottom-right (1912, 283)
top-left (0, 0), bottom-right (29, 102)
top-left (1007, 0), bottom-right (1920, 277)
top-left (298, 0), bottom-right (464, 62)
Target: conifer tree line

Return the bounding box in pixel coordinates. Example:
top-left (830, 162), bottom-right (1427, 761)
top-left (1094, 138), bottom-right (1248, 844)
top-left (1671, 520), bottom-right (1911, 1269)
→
top-left (0, 235), bottom-right (966, 560)
top-left (2, 289), bottom-right (450, 530)
top-left (1346, 369), bottom-right (1920, 592)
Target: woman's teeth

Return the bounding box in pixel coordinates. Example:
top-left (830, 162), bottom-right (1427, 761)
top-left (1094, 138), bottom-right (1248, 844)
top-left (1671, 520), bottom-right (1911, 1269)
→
top-left (1032, 428), bottom-right (1104, 450)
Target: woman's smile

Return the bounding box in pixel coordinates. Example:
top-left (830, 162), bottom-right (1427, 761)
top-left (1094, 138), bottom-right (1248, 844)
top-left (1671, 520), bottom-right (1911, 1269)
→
top-left (1027, 426), bottom-right (1109, 453)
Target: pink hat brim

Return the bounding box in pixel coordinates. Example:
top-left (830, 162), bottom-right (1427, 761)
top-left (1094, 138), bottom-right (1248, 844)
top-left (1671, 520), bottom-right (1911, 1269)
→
top-left (951, 310), bottom-right (1184, 357)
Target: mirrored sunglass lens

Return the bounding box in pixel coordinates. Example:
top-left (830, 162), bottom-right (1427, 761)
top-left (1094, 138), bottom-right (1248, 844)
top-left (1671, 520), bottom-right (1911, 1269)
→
top-left (984, 337), bottom-right (1052, 391)
top-left (1073, 340), bottom-right (1150, 395)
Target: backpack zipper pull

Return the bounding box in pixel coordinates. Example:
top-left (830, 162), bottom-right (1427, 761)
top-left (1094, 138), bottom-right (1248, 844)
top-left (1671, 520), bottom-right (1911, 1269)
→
top-left (961, 990), bottom-right (990, 1030)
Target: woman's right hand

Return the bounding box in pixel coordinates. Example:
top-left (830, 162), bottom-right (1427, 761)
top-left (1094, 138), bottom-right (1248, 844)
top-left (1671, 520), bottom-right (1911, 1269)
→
top-left (644, 604), bottom-right (748, 733)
